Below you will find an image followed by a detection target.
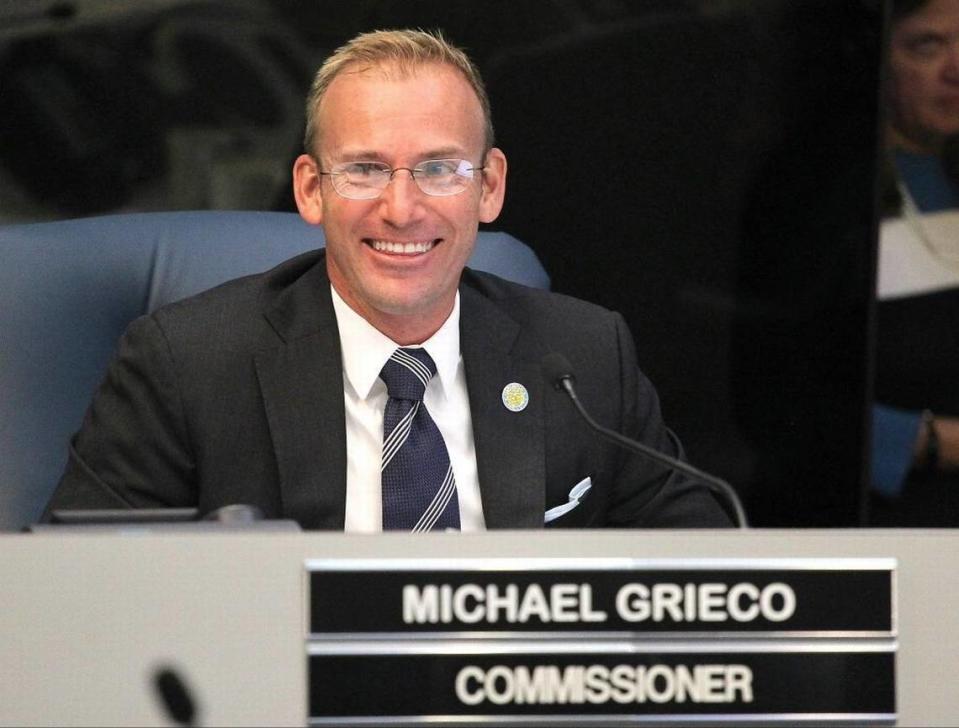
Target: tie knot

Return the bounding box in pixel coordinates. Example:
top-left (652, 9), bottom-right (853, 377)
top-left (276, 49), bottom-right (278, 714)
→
top-left (379, 348), bottom-right (437, 401)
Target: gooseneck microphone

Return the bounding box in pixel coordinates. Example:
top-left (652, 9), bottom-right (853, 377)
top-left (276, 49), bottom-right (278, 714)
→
top-left (541, 352), bottom-right (748, 528)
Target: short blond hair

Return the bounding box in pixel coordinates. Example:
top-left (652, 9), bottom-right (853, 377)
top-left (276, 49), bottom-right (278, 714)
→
top-left (303, 29), bottom-right (494, 158)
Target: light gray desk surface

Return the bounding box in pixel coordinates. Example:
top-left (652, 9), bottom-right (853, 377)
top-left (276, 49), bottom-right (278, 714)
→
top-left (1, 529), bottom-right (956, 726)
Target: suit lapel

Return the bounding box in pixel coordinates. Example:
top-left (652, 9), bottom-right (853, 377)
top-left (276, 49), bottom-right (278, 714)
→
top-left (249, 256), bottom-right (548, 530)
top-left (460, 282), bottom-right (546, 528)
top-left (254, 257), bottom-right (347, 529)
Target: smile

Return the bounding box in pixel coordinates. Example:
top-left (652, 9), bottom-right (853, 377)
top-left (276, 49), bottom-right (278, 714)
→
top-left (367, 239), bottom-right (438, 254)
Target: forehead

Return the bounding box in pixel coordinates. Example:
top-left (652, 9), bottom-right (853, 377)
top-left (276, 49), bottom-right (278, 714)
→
top-left (896, 0), bottom-right (959, 36)
top-left (316, 62), bottom-right (485, 160)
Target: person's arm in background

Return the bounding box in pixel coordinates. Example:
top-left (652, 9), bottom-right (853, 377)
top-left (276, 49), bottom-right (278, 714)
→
top-left (873, 404), bottom-right (959, 497)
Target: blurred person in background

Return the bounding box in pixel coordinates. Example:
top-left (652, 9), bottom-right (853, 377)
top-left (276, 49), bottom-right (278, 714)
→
top-left (873, 0), bottom-right (959, 523)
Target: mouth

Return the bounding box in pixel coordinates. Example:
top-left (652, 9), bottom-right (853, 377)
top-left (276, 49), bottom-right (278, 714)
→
top-left (365, 238), bottom-right (440, 255)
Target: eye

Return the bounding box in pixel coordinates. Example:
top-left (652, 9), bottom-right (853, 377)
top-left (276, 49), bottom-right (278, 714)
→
top-left (906, 34), bottom-right (946, 59)
top-left (418, 160), bottom-right (458, 178)
top-left (343, 162), bottom-right (387, 178)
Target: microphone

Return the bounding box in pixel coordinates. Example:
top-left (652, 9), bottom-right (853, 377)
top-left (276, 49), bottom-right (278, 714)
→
top-left (541, 352), bottom-right (748, 528)
top-left (152, 666), bottom-right (199, 726)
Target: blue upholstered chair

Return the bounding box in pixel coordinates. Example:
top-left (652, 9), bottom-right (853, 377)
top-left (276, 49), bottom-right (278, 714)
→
top-left (0, 211), bottom-right (549, 531)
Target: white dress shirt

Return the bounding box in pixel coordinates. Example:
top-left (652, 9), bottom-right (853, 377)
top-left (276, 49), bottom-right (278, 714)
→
top-left (330, 286), bottom-right (485, 532)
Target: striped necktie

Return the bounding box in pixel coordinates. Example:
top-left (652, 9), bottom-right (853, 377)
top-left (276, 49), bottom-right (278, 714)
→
top-left (379, 348), bottom-right (461, 532)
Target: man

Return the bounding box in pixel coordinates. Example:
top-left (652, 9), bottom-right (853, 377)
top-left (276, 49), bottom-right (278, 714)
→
top-left (45, 29), bottom-right (730, 529)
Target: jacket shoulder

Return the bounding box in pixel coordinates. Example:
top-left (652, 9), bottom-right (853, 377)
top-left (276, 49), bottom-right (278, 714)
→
top-left (461, 267), bottom-right (621, 332)
top-left (147, 249), bottom-right (327, 350)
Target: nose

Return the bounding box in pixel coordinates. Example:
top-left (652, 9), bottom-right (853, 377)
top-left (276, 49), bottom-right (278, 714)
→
top-left (377, 169), bottom-right (425, 228)
top-left (944, 39), bottom-right (959, 80)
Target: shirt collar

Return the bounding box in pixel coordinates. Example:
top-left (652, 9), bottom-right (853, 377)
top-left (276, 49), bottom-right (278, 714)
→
top-left (330, 285), bottom-right (461, 401)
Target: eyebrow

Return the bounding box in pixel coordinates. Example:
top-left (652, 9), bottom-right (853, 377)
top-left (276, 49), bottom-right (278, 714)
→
top-left (904, 31), bottom-right (947, 42)
top-left (419, 147), bottom-right (468, 160)
top-left (333, 147), bottom-right (469, 163)
top-left (901, 26), bottom-right (959, 43)
top-left (335, 150), bottom-right (387, 163)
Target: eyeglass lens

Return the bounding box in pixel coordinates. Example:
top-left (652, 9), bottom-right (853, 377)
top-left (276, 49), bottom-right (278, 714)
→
top-left (327, 159), bottom-right (479, 199)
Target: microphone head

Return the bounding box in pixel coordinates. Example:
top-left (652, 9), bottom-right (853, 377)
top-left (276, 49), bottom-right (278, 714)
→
top-left (153, 666), bottom-right (197, 726)
top-left (541, 352), bottom-right (575, 391)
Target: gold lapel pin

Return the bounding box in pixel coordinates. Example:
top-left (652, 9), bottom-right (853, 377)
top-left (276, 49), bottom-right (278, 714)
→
top-left (501, 382), bottom-right (529, 412)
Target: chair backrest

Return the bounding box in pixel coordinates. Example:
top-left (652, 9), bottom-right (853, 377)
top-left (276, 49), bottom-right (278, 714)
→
top-left (0, 210), bottom-right (549, 531)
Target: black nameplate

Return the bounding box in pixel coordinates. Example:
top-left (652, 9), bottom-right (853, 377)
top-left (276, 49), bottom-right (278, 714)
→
top-left (307, 648), bottom-right (895, 724)
top-left (307, 561), bottom-right (894, 637)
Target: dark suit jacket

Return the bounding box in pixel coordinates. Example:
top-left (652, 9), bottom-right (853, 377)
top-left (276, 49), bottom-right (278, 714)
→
top-left (46, 250), bottom-right (730, 528)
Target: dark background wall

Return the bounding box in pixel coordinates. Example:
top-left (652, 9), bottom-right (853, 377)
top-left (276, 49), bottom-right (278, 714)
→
top-left (0, 0), bottom-right (885, 525)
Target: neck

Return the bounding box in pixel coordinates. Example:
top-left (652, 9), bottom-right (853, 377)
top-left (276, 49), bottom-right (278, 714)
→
top-left (331, 285), bottom-right (455, 346)
top-left (888, 124), bottom-right (945, 156)
top-left (374, 314), bottom-right (447, 346)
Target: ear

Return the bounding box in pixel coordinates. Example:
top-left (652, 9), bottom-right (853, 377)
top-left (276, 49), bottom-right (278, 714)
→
top-left (478, 147), bottom-right (507, 224)
top-left (293, 153), bottom-right (324, 225)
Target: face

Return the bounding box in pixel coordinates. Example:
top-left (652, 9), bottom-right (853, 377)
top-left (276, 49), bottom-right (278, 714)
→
top-left (889, 0), bottom-right (959, 153)
top-left (293, 63), bottom-right (507, 342)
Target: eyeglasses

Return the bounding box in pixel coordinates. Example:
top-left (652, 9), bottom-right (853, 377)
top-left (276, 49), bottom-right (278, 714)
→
top-left (319, 159), bottom-right (485, 200)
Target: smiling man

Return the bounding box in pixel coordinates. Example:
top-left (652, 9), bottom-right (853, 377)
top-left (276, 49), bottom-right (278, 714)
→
top-left (293, 53), bottom-right (506, 346)
top-left (45, 30), bottom-right (731, 530)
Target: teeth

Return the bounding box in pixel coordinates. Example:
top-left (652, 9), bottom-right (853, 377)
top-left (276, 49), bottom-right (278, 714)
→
top-left (371, 240), bottom-right (435, 254)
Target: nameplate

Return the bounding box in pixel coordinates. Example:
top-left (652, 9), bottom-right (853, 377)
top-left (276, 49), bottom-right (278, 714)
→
top-left (307, 646), bottom-right (895, 725)
top-left (305, 558), bottom-right (896, 725)
top-left (307, 558), bottom-right (895, 638)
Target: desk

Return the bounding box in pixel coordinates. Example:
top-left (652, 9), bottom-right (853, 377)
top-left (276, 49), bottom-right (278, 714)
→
top-left (1, 529), bottom-right (956, 726)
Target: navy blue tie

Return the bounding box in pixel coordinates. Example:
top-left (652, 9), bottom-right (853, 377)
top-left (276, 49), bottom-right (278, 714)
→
top-left (380, 348), bottom-right (461, 531)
